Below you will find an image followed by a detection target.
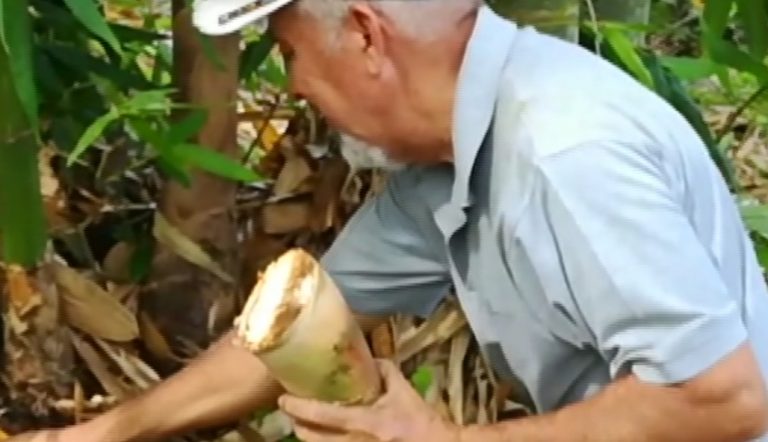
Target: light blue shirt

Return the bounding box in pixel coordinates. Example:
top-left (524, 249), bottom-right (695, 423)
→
top-left (321, 5), bottom-right (768, 433)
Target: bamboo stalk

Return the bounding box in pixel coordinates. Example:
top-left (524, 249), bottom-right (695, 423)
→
top-left (235, 248), bottom-right (382, 404)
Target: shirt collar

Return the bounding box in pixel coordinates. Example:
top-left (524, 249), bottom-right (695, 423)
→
top-left (450, 6), bottom-right (518, 208)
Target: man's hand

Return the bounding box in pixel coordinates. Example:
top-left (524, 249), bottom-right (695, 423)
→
top-left (279, 359), bottom-right (459, 442)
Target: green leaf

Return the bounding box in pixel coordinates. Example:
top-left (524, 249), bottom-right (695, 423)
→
top-left (62, 0), bottom-right (124, 57)
top-left (120, 88), bottom-right (175, 114)
top-left (167, 143), bottom-right (261, 182)
top-left (260, 55), bottom-right (287, 89)
top-left (659, 56), bottom-right (719, 82)
top-left (33, 49), bottom-right (65, 96)
top-left (164, 110), bottom-right (208, 147)
top-left (68, 109), bottom-right (119, 165)
top-left (155, 154), bottom-right (192, 186)
top-left (42, 43), bottom-right (151, 90)
top-left (1, 0), bottom-right (39, 133)
top-left (410, 365), bottom-right (434, 398)
top-left (602, 26), bottom-right (655, 90)
top-left (741, 204), bottom-right (768, 239)
top-left (128, 117), bottom-right (164, 147)
top-left (753, 235), bottom-right (768, 269)
top-left (736, 0), bottom-right (768, 60)
top-left (240, 33), bottom-right (276, 80)
top-left (703, 0), bottom-right (736, 37)
top-left (643, 53), bottom-right (738, 190)
top-left (703, 25), bottom-right (768, 83)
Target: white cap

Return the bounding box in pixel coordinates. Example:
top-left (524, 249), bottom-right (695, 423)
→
top-left (193, 0), bottom-right (296, 35)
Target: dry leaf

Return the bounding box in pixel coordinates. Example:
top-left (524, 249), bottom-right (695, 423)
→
top-left (70, 332), bottom-right (130, 399)
top-left (309, 158), bottom-right (349, 233)
top-left (52, 262), bottom-right (139, 342)
top-left (475, 356), bottom-right (489, 425)
top-left (93, 338), bottom-right (160, 390)
top-left (5, 264), bottom-right (41, 317)
top-left (396, 304), bottom-right (467, 363)
top-left (261, 199), bottom-right (312, 234)
top-left (448, 329), bottom-right (471, 425)
top-left (152, 212), bottom-right (233, 283)
top-left (102, 241), bottom-right (135, 283)
top-left (138, 311), bottom-right (180, 363)
top-left (272, 156), bottom-right (312, 196)
top-left (73, 381), bottom-right (85, 423)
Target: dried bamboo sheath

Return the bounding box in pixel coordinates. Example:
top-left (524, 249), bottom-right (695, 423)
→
top-left (235, 248), bottom-right (382, 404)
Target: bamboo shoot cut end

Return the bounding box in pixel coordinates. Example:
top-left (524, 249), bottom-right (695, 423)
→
top-left (238, 248), bottom-right (316, 352)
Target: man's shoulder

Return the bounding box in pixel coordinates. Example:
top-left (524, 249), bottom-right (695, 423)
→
top-left (493, 28), bottom-right (675, 161)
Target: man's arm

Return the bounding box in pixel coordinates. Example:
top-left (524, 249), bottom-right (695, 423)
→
top-left (61, 313), bottom-right (386, 442)
top-left (461, 343), bottom-right (768, 441)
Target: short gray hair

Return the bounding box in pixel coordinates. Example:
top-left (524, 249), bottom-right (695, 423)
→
top-left (297, 0), bottom-right (481, 40)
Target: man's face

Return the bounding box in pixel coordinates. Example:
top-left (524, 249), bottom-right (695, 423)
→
top-left (269, 5), bottom-right (405, 166)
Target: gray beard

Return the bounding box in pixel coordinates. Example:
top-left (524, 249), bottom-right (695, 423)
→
top-left (339, 134), bottom-right (405, 172)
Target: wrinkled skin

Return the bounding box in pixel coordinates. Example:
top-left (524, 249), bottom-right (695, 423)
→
top-left (279, 359), bottom-right (460, 442)
top-left (268, 3), bottom-right (473, 165)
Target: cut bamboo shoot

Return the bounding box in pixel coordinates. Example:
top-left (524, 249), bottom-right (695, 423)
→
top-left (235, 248), bottom-right (382, 404)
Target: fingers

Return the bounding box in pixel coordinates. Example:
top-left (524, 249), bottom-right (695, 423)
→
top-left (279, 395), bottom-right (375, 433)
top-left (292, 422), bottom-right (377, 442)
top-left (377, 358), bottom-right (408, 387)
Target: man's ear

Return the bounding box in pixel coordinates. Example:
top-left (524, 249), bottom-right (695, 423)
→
top-left (344, 3), bottom-right (388, 75)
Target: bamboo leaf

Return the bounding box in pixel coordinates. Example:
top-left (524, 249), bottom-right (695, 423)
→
top-left (741, 204), bottom-right (768, 239)
top-left (735, 0), bottom-right (768, 60)
top-left (703, 0), bottom-right (736, 37)
top-left (68, 109), bottom-right (119, 165)
top-left (120, 88), bottom-right (176, 114)
top-left (168, 143), bottom-right (261, 182)
top-left (703, 24), bottom-right (768, 83)
top-left (62, 0), bottom-right (124, 57)
top-left (165, 109), bottom-right (208, 146)
top-left (602, 26), bottom-right (655, 90)
top-left (659, 56), bottom-right (719, 81)
top-left (240, 33), bottom-right (276, 80)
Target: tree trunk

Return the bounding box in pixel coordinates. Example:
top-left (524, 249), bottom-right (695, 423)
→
top-left (489, 0), bottom-right (581, 42)
top-left (592, 0), bottom-right (652, 43)
top-left (139, 0), bottom-right (243, 375)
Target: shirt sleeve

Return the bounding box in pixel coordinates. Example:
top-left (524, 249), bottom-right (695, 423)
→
top-left (528, 141), bottom-right (747, 384)
top-left (320, 169), bottom-right (451, 318)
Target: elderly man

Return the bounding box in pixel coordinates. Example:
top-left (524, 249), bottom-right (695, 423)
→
top-left (15, 0), bottom-right (768, 441)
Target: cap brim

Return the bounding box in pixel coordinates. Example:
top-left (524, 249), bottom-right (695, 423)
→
top-left (193, 0), bottom-right (295, 35)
